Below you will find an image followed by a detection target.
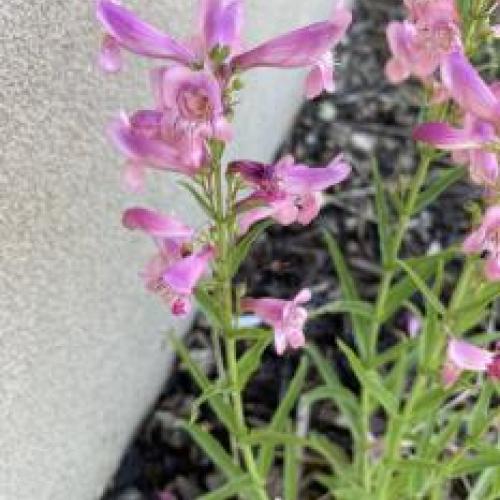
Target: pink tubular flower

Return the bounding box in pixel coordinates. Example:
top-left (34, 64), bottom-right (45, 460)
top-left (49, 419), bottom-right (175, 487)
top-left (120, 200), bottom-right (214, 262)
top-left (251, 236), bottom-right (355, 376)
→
top-left (441, 51), bottom-right (500, 126)
top-left (403, 0), bottom-right (458, 24)
top-left (123, 207), bottom-right (213, 316)
top-left (232, 5), bottom-right (352, 98)
top-left (198, 0), bottom-right (244, 56)
top-left (163, 245), bottom-right (215, 316)
top-left (384, 19), bottom-right (461, 84)
top-left (442, 337), bottom-right (499, 386)
top-left (241, 289), bottom-right (311, 355)
top-left (463, 206), bottom-right (500, 281)
top-left (231, 154), bottom-right (351, 232)
top-left (122, 207), bottom-right (195, 240)
top-left (96, 0), bottom-right (197, 71)
top-left (151, 66), bottom-right (231, 141)
top-left (108, 110), bottom-right (207, 190)
top-left (413, 117), bottom-right (499, 187)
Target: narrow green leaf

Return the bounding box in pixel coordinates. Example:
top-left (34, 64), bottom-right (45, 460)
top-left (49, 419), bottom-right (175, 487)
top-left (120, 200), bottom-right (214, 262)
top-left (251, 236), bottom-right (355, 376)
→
top-left (169, 333), bottom-right (238, 433)
top-left (409, 387), bottom-right (447, 423)
top-left (257, 357), bottom-right (309, 477)
top-left (309, 300), bottom-right (374, 320)
top-left (323, 230), bottom-right (370, 359)
top-left (198, 475), bottom-right (253, 500)
top-left (469, 468), bottom-right (500, 500)
top-left (180, 421), bottom-right (243, 479)
top-left (284, 422), bottom-right (299, 500)
top-left (447, 450), bottom-right (500, 476)
top-left (338, 341), bottom-right (399, 417)
top-left (308, 432), bottom-right (350, 473)
top-left (469, 382), bottom-right (495, 439)
top-left (396, 259), bottom-right (446, 316)
top-left (305, 344), bottom-right (361, 440)
top-left (383, 258), bottom-right (445, 322)
top-left (413, 166), bottom-right (466, 214)
top-left (229, 220), bottom-right (271, 276)
top-left (178, 180), bottom-right (215, 218)
top-left (237, 335), bottom-right (272, 390)
top-left (372, 160), bottom-right (392, 265)
top-left (195, 288), bottom-right (226, 330)
top-left (229, 327), bottom-right (271, 341)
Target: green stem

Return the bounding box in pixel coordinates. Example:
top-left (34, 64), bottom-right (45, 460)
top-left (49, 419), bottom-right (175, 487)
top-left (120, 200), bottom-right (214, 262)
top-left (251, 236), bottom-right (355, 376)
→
top-left (211, 145), bottom-right (268, 500)
top-left (364, 151), bottom-right (433, 498)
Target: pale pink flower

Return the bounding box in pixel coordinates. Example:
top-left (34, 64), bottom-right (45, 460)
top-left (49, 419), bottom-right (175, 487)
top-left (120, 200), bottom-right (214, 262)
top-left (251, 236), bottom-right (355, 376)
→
top-left (163, 245), bottom-right (215, 316)
top-left (96, 0), bottom-right (197, 72)
top-left (403, 0), bottom-right (458, 24)
top-left (413, 116), bottom-right (499, 187)
top-left (232, 5), bottom-right (352, 99)
top-left (198, 0), bottom-right (244, 56)
top-left (122, 207), bottom-right (195, 240)
top-left (108, 110), bottom-right (207, 191)
top-left (96, 0), bottom-right (244, 71)
top-left (463, 206), bottom-right (500, 281)
top-left (443, 337), bottom-right (499, 386)
top-left (231, 154), bottom-right (351, 232)
top-left (151, 66), bottom-right (232, 141)
top-left (441, 51), bottom-right (500, 126)
top-left (241, 289), bottom-right (311, 355)
top-left (96, 0), bottom-right (351, 98)
top-left (384, 19), bottom-right (461, 84)
top-left (123, 207), bottom-right (213, 316)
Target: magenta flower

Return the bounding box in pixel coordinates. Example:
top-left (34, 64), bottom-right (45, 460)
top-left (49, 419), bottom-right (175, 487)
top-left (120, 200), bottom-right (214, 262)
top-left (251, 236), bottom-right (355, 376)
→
top-left (198, 0), bottom-right (244, 56)
top-left (232, 5), bottom-right (352, 98)
top-left (441, 51), bottom-right (500, 126)
top-left (413, 117), bottom-right (499, 187)
top-left (151, 66), bottom-right (232, 141)
top-left (96, 0), bottom-right (351, 99)
top-left (123, 207), bottom-right (213, 315)
top-left (463, 206), bottom-right (500, 281)
top-left (231, 154), bottom-right (351, 232)
top-left (108, 110), bottom-right (207, 190)
top-left (122, 207), bottom-right (195, 240)
top-left (96, 0), bottom-right (197, 71)
top-left (442, 337), bottom-right (500, 387)
top-left (163, 245), bottom-right (215, 316)
top-left (241, 289), bottom-right (311, 355)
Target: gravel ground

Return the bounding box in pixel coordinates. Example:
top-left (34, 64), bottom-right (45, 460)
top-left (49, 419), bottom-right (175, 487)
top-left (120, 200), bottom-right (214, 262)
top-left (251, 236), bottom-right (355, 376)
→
top-left (101, 1), bottom-right (486, 499)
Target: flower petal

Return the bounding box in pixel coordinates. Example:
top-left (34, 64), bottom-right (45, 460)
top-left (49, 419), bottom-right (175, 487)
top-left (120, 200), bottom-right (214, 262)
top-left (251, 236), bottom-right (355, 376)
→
top-left (305, 52), bottom-right (335, 99)
top-left (447, 338), bottom-right (494, 372)
top-left (281, 156), bottom-right (351, 193)
top-left (413, 122), bottom-right (486, 150)
top-left (484, 258), bottom-right (500, 281)
top-left (96, 0), bottom-right (195, 64)
top-left (122, 207), bottom-right (194, 239)
top-left (232, 21), bottom-right (345, 70)
top-left (107, 114), bottom-right (186, 172)
top-left (200, 0), bottom-right (244, 53)
top-left (122, 160), bottom-right (146, 192)
top-left (98, 34), bottom-right (123, 73)
top-left (163, 246), bottom-right (214, 295)
top-left (441, 51), bottom-right (500, 125)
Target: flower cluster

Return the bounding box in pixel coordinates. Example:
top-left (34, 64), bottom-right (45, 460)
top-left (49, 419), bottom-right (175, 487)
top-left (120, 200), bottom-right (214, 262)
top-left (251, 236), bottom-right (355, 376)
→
top-left (386, 0), bottom-right (500, 386)
top-left (385, 0), bottom-right (500, 282)
top-left (97, 0), bottom-right (352, 353)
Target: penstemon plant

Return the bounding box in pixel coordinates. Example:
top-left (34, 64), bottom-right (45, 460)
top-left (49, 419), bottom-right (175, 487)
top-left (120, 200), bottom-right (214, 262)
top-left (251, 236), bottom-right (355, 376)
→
top-left (96, 0), bottom-right (500, 498)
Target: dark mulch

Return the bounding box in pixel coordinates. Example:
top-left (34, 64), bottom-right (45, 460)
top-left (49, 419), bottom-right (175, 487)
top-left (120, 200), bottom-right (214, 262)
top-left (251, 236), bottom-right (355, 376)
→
top-left (102, 1), bottom-right (483, 499)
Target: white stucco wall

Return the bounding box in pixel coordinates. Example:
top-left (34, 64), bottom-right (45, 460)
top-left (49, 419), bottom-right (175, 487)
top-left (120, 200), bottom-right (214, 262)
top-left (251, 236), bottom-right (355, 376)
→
top-left (0, 1), bottom-right (332, 499)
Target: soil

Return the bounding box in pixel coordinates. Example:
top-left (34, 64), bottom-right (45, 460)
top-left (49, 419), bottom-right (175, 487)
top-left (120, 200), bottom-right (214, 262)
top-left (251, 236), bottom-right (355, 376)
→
top-left (101, 1), bottom-right (487, 499)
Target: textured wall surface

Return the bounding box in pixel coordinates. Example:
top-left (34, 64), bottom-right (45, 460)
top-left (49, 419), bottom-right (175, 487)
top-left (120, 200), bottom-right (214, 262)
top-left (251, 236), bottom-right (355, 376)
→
top-left (0, 1), bottom-right (331, 499)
